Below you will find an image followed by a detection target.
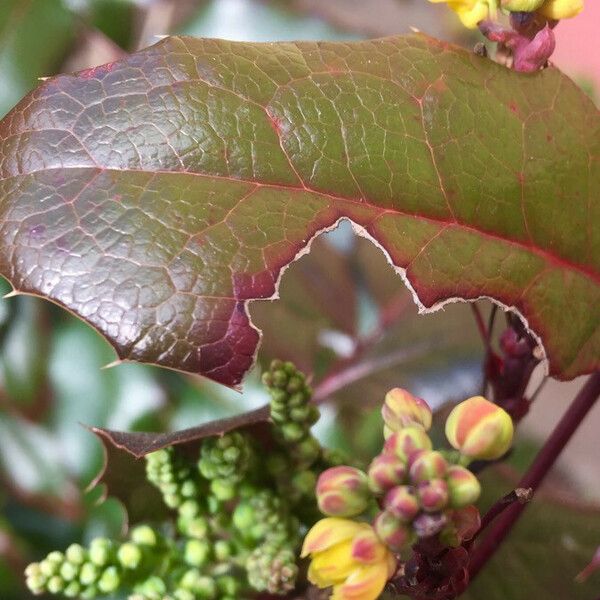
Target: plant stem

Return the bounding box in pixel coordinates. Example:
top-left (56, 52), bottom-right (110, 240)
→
top-left (468, 371), bottom-right (600, 580)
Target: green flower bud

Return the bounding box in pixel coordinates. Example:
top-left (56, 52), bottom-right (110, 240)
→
top-left (185, 539), bottom-right (211, 567)
top-left (39, 558), bottom-right (60, 578)
top-left (47, 576), bottom-right (65, 594)
top-left (292, 469), bottom-right (317, 496)
top-left (445, 465), bottom-right (481, 508)
top-left (409, 450), bottom-right (448, 484)
top-left (79, 562), bottom-right (99, 586)
top-left (117, 542), bottom-right (142, 569)
top-left (174, 590), bottom-right (196, 600)
top-left (280, 422), bottom-right (305, 442)
top-left (290, 435), bottom-right (321, 466)
top-left (59, 561), bottom-right (78, 581)
top-left (131, 525), bottom-right (158, 547)
top-left (80, 585), bottom-right (98, 599)
top-left (214, 540), bottom-right (232, 561)
top-left (97, 567), bottom-right (120, 593)
top-left (65, 543), bottom-right (86, 565)
top-left (63, 581), bottom-right (81, 597)
top-left (368, 453), bottom-right (407, 494)
top-left (217, 575), bottom-right (240, 596)
top-left (316, 466), bottom-right (371, 517)
top-left (89, 538), bottom-right (113, 567)
top-left (25, 572), bottom-right (46, 594)
top-left (180, 516), bottom-right (209, 539)
top-left (374, 511), bottom-right (414, 552)
top-left (24, 563), bottom-right (42, 579)
top-left (384, 485), bottom-right (420, 522)
top-left (417, 478), bottom-right (449, 513)
top-left (383, 427), bottom-right (432, 463)
top-left (210, 478), bottom-right (237, 500)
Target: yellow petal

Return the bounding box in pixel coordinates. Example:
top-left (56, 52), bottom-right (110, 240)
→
top-left (310, 541), bottom-right (356, 584)
top-left (351, 529), bottom-right (387, 565)
top-left (331, 562), bottom-right (390, 600)
top-left (302, 519), bottom-right (369, 557)
top-left (538, 0), bottom-right (583, 19)
top-left (452, 1), bottom-right (489, 28)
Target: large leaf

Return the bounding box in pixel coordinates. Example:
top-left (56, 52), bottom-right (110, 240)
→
top-left (0, 34), bottom-right (598, 386)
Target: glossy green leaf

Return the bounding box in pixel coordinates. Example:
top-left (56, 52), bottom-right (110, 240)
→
top-left (0, 34), bottom-right (597, 386)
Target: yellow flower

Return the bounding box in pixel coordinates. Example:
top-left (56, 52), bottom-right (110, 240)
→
top-left (429, 0), bottom-right (491, 29)
top-left (538, 0), bottom-right (583, 19)
top-left (302, 518), bottom-right (396, 600)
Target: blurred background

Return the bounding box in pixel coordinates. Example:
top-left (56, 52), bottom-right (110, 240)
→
top-left (0, 1), bottom-right (598, 598)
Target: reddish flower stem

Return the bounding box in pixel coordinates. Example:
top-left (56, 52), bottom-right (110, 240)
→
top-left (468, 371), bottom-right (600, 580)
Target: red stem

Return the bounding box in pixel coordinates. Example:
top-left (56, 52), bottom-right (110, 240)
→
top-left (468, 371), bottom-right (600, 580)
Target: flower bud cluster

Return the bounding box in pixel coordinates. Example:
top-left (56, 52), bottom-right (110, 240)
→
top-left (26, 360), bottom-right (328, 600)
top-left (307, 389), bottom-right (514, 599)
top-left (262, 360), bottom-right (320, 445)
top-left (25, 526), bottom-right (160, 599)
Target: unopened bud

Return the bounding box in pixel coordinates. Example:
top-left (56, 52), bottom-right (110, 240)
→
top-left (65, 544), bottom-right (86, 565)
top-left (537, 0), bottom-right (583, 19)
top-left (446, 465), bottom-right (481, 508)
top-left (316, 466), bottom-right (371, 517)
top-left (445, 396), bottom-right (513, 461)
top-left (384, 427), bottom-right (432, 463)
top-left (384, 486), bottom-right (420, 522)
top-left (374, 511), bottom-right (413, 552)
top-left (89, 539), bottom-right (112, 567)
top-left (409, 450), bottom-right (448, 483)
top-left (368, 453), bottom-right (407, 494)
top-left (131, 525), bottom-right (157, 547)
top-left (185, 540), bottom-right (211, 567)
top-left (118, 542), bottom-right (142, 569)
top-left (418, 479), bottom-right (449, 512)
top-left (97, 567), bottom-right (120, 593)
top-left (382, 388), bottom-right (432, 435)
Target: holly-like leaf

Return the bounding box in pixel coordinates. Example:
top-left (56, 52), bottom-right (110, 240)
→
top-left (0, 34), bottom-right (598, 386)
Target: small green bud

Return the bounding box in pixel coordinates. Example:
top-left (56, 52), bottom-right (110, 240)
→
top-left (217, 575), bottom-right (240, 596)
top-left (25, 572), bottom-right (46, 594)
top-left (131, 525), bottom-right (158, 547)
top-left (174, 590), bottom-right (196, 600)
top-left (80, 585), bottom-right (98, 599)
top-left (117, 542), bottom-right (142, 569)
top-left (185, 539), bottom-right (210, 567)
top-left (233, 501), bottom-right (254, 531)
top-left (179, 499), bottom-right (200, 519)
top-left (47, 576), bottom-right (66, 594)
top-left (97, 567), bottom-right (120, 593)
top-left (24, 563), bottom-right (42, 579)
top-left (280, 422), bottom-right (305, 442)
top-left (65, 543), bottom-right (86, 565)
top-left (291, 435), bottom-right (321, 466)
top-left (63, 581), bottom-right (81, 597)
top-left (59, 561), bottom-right (78, 581)
top-left (89, 538), bottom-right (112, 566)
top-left (292, 469), bottom-right (317, 496)
top-left (79, 562), bottom-right (99, 586)
top-left (210, 478), bottom-right (236, 501)
top-left (183, 516), bottom-right (209, 539)
top-left (39, 558), bottom-right (60, 577)
top-left (214, 539), bottom-right (232, 561)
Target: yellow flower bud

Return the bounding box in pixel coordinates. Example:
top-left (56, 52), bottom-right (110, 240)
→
top-left (382, 388), bottom-right (432, 435)
top-left (445, 396), bottom-right (514, 461)
top-left (538, 0), bottom-right (583, 19)
top-left (316, 467), bottom-right (371, 518)
top-left (429, 0), bottom-right (490, 29)
top-left (302, 518), bottom-right (396, 600)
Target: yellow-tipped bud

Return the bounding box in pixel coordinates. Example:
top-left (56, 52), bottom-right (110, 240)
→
top-left (382, 388), bottom-right (432, 435)
top-left (367, 454), bottom-right (407, 495)
top-left (408, 450), bottom-right (448, 484)
top-left (445, 466), bottom-right (481, 508)
top-left (445, 396), bottom-right (514, 461)
top-left (383, 428), bottom-right (432, 463)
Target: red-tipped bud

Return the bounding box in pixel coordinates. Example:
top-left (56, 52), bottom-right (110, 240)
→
top-left (445, 396), bottom-right (514, 461)
top-left (445, 466), bottom-right (481, 508)
top-left (316, 466), bottom-right (371, 517)
top-left (382, 388), bottom-right (432, 436)
top-left (373, 511), bottom-right (414, 552)
top-left (418, 479), bottom-right (449, 513)
top-left (384, 427), bottom-right (432, 463)
top-left (383, 486), bottom-right (420, 523)
top-left (408, 450), bottom-right (448, 484)
top-left (367, 454), bottom-right (407, 495)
